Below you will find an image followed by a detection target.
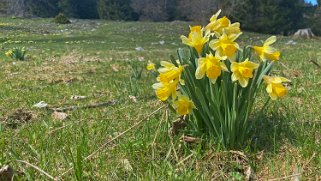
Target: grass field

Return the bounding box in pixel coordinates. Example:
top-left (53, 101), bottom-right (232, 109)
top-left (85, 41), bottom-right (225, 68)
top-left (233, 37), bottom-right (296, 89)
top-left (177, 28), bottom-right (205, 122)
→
top-left (0, 18), bottom-right (320, 180)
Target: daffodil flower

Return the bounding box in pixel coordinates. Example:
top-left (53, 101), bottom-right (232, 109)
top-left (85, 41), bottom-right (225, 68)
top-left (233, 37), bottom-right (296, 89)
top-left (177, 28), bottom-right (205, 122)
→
top-left (224, 22), bottom-right (241, 36)
top-left (146, 62), bottom-right (156, 71)
top-left (180, 26), bottom-right (209, 54)
top-left (152, 80), bottom-right (178, 101)
top-left (158, 61), bottom-right (184, 85)
top-left (205, 10), bottom-right (241, 36)
top-left (263, 76), bottom-right (290, 100)
top-left (195, 53), bottom-right (228, 84)
top-left (5, 50), bottom-right (13, 57)
top-left (252, 36), bottom-right (280, 62)
top-left (173, 95), bottom-right (195, 116)
top-left (206, 10), bottom-right (229, 33)
top-left (231, 59), bottom-right (259, 87)
top-left (209, 32), bottom-right (241, 60)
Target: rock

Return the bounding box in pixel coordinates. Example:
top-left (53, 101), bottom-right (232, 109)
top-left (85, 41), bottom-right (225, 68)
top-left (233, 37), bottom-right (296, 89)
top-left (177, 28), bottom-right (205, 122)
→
top-left (135, 47), bottom-right (144, 51)
top-left (293, 28), bottom-right (315, 39)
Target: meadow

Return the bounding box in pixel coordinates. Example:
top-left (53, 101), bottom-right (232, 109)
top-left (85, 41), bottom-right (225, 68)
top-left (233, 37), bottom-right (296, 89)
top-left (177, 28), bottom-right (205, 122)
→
top-left (0, 18), bottom-right (320, 180)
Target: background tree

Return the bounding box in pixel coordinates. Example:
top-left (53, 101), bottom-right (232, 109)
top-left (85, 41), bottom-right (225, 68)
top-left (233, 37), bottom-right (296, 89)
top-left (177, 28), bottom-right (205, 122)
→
top-left (26, 0), bottom-right (59, 17)
top-left (97, 0), bottom-right (137, 20)
top-left (131, 0), bottom-right (169, 21)
top-left (231, 0), bottom-right (305, 35)
top-left (175, 0), bottom-right (218, 22)
top-left (6, 0), bottom-right (30, 17)
top-left (76, 0), bottom-right (98, 19)
top-left (57, 0), bottom-right (78, 17)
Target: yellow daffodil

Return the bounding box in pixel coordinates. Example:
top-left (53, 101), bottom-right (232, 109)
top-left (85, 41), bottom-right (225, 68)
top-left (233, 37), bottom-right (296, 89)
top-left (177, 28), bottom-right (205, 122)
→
top-left (252, 36), bottom-right (280, 62)
top-left (205, 10), bottom-right (241, 36)
top-left (224, 22), bottom-right (241, 36)
top-left (152, 80), bottom-right (178, 101)
top-left (195, 53), bottom-right (228, 84)
top-left (263, 76), bottom-right (290, 100)
top-left (231, 59), bottom-right (259, 87)
top-left (5, 50), bottom-right (13, 57)
top-left (146, 62), bottom-right (156, 71)
top-left (206, 10), bottom-right (229, 33)
top-left (180, 26), bottom-right (209, 54)
top-left (209, 32), bottom-right (241, 60)
top-left (173, 95), bottom-right (195, 116)
top-left (158, 61), bottom-right (184, 84)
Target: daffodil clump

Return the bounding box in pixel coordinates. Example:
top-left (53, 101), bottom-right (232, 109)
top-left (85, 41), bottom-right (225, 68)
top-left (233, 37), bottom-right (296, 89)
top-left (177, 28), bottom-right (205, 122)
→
top-left (148, 10), bottom-right (290, 149)
top-left (5, 47), bottom-right (27, 61)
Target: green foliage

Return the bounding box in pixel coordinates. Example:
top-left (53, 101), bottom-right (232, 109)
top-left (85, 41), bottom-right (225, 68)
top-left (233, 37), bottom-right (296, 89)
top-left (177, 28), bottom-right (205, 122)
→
top-left (97, 0), bottom-right (138, 20)
top-left (5, 47), bottom-right (27, 61)
top-left (231, 0), bottom-right (305, 35)
top-left (54, 13), bottom-right (71, 24)
top-left (305, 6), bottom-right (321, 36)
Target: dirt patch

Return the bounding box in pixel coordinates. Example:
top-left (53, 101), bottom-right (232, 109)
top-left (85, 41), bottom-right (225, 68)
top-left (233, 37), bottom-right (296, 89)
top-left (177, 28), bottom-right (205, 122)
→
top-left (3, 109), bottom-right (34, 129)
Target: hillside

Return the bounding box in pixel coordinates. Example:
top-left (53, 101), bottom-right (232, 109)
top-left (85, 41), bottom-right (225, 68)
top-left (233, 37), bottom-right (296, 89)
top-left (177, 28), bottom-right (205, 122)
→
top-left (0, 18), bottom-right (320, 180)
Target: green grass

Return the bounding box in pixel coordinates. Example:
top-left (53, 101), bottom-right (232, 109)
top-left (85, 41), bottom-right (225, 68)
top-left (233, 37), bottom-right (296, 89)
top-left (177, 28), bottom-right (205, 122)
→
top-left (0, 18), bottom-right (320, 180)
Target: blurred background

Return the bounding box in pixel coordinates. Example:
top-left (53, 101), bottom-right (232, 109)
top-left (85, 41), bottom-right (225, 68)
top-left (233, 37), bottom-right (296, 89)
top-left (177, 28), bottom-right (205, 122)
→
top-left (0, 0), bottom-right (320, 36)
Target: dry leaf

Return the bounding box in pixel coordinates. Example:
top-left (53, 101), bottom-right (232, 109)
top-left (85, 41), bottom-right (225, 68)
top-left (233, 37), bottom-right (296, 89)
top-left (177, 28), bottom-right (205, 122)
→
top-left (119, 159), bottom-right (133, 172)
top-left (33, 101), bottom-right (48, 108)
top-left (111, 64), bottom-right (119, 72)
top-left (244, 166), bottom-right (256, 181)
top-left (137, 56), bottom-right (145, 61)
top-left (128, 95), bottom-right (137, 103)
top-left (170, 117), bottom-right (186, 135)
top-left (70, 95), bottom-right (86, 100)
top-left (51, 111), bottom-right (68, 121)
top-left (180, 135), bottom-right (201, 143)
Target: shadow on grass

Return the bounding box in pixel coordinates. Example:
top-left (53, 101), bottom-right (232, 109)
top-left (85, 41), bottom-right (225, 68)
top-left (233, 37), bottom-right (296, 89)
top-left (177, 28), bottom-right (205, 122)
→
top-left (251, 102), bottom-right (297, 153)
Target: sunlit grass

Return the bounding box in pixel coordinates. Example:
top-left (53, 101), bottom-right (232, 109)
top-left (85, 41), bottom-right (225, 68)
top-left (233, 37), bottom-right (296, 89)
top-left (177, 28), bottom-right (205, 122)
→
top-left (0, 18), bottom-right (320, 180)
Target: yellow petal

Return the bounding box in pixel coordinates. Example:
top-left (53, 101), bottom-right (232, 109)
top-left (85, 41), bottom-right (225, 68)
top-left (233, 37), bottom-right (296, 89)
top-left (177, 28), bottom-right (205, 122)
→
top-left (266, 84), bottom-right (273, 93)
top-left (180, 35), bottom-right (192, 46)
top-left (280, 77), bottom-right (291, 83)
top-left (264, 36), bottom-right (277, 46)
top-left (269, 92), bottom-right (278, 100)
top-left (239, 78), bottom-right (249, 87)
top-left (210, 78), bottom-right (218, 84)
top-left (220, 62), bottom-right (229, 72)
top-left (231, 73), bottom-right (238, 82)
top-left (210, 9), bottom-right (222, 22)
top-left (195, 58), bottom-right (206, 79)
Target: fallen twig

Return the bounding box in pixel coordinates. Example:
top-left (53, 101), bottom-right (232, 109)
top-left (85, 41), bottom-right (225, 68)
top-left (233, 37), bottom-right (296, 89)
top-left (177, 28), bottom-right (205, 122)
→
top-left (16, 160), bottom-right (55, 180)
top-left (268, 173), bottom-right (301, 181)
top-left (176, 153), bottom-right (194, 166)
top-left (58, 104), bottom-right (166, 178)
top-left (48, 100), bottom-right (117, 112)
top-left (310, 59), bottom-right (321, 68)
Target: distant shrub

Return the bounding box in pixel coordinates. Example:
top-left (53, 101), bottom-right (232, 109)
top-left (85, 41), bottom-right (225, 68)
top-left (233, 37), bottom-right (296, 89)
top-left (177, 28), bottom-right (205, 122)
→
top-left (5, 47), bottom-right (27, 61)
top-left (54, 13), bottom-right (71, 24)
